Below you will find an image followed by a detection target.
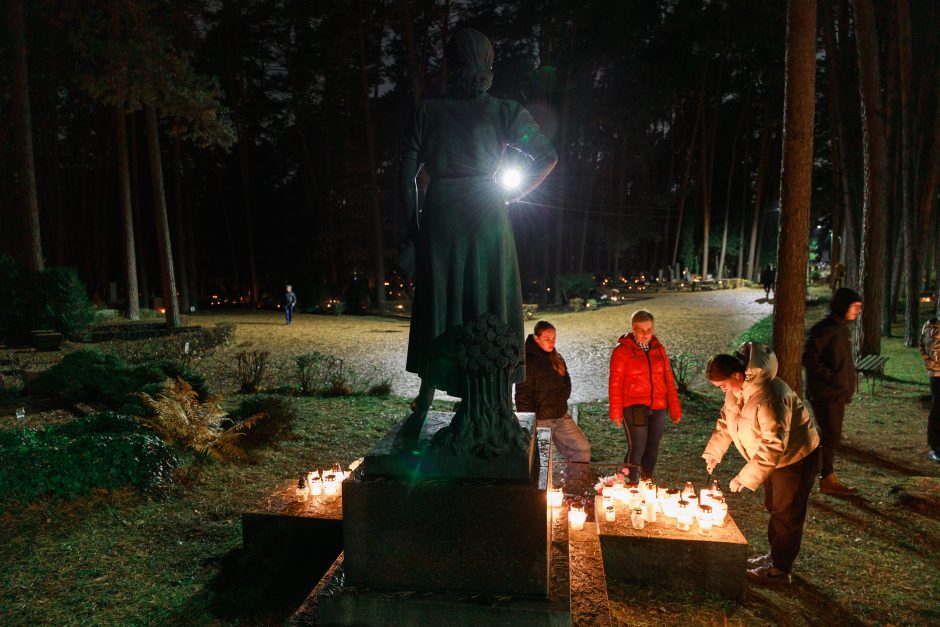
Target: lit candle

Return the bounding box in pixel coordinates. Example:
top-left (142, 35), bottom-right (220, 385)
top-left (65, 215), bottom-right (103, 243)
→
top-left (698, 504), bottom-right (713, 536)
top-left (628, 489), bottom-right (642, 510)
top-left (676, 499), bottom-right (692, 531)
top-left (685, 494), bottom-right (700, 518)
top-left (612, 483), bottom-right (627, 503)
top-left (295, 477), bottom-right (308, 502)
top-left (568, 508), bottom-right (587, 531)
top-left (631, 507), bottom-right (645, 529)
top-left (601, 486), bottom-right (613, 498)
top-left (662, 488), bottom-right (680, 518)
top-left (643, 495), bottom-right (657, 523)
top-left (323, 474), bottom-right (338, 495)
top-left (605, 506), bottom-right (616, 522)
top-left (548, 487), bottom-right (564, 508)
top-left (699, 488), bottom-right (712, 508)
top-left (602, 495), bottom-right (614, 510)
top-left (682, 481), bottom-right (696, 499)
top-left (712, 496), bottom-right (728, 526)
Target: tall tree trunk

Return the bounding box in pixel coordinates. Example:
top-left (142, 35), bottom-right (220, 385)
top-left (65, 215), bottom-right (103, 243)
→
top-left (553, 23), bottom-right (577, 304)
top-left (356, 3), bottom-right (386, 309)
top-left (719, 92), bottom-right (750, 279)
top-left (852, 0), bottom-right (889, 356)
top-left (747, 113), bottom-right (773, 281)
top-left (111, 1), bottom-right (139, 320)
top-left (129, 113), bottom-right (150, 308)
top-left (398, 0), bottom-right (422, 105)
top-left (170, 137), bottom-right (190, 313)
top-left (144, 106), bottom-right (181, 328)
top-left (898, 0), bottom-right (917, 346)
top-left (672, 73), bottom-right (705, 266)
top-left (6, 0), bottom-right (43, 272)
top-left (918, 67), bottom-right (940, 309)
top-left (773, 0), bottom-right (817, 394)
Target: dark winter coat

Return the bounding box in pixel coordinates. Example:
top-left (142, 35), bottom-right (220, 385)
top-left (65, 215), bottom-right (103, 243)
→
top-left (608, 333), bottom-right (682, 422)
top-left (802, 316), bottom-right (856, 404)
top-left (515, 334), bottom-right (571, 421)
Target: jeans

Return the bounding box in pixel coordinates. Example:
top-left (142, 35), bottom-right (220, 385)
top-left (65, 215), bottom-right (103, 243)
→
top-left (763, 447), bottom-right (820, 573)
top-left (929, 377), bottom-right (940, 453)
top-left (810, 400), bottom-right (845, 478)
top-left (621, 408), bottom-right (666, 482)
top-left (285, 306), bottom-right (293, 324)
top-left (537, 414), bottom-right (591, 463)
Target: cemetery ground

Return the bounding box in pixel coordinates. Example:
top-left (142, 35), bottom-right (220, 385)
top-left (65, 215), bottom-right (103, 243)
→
top-left (1, 288), bottom-right (938, 625)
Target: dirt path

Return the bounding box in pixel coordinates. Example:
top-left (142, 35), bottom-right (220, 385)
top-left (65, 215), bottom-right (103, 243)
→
top-left (199, 287), bottom-right (772, 403)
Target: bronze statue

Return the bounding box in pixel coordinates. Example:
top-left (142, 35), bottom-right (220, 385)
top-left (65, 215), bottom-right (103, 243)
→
top-left (398, 28), bottom-right (557, 450)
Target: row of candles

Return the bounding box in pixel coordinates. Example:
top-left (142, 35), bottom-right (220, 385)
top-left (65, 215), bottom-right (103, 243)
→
top-left (551, 479), bottom-right (728, 536)
top-left (294, 463), bottom-right (352, 501)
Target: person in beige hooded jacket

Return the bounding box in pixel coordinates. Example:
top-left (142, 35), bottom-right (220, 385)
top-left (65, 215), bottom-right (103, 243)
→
top-left (702, 342), bottom-right (820, 584)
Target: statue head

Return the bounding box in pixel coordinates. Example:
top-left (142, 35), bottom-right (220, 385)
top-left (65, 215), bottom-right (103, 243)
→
top-left (445, 28), bottom-right (494, 98)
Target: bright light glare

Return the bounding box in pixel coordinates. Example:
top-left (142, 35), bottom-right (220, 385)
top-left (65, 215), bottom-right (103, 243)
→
top-left (500, 168), bottom-right (522, 190)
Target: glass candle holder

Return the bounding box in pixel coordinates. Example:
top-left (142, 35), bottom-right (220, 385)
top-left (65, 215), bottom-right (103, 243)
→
top-left (295, 477), bottom-right (309, 502)
top-left (548, 487), bottom-right (564, 508)
top-left (612, 483), bottom-right (627, 503)
top-left (605, 505), bottom-right (616, 522)
top-left (676, 499), bottom-right (692, 531)
top-left (662, 488), bottom-right (680, 518)
top-left (682, 481), bottom-right (696, 500)
top-left (568, 508), bottom-right (587, 531)
top-left (628, 489), bottom-right (642, 510)
top-left (712, 497), bottom-right (728, 526)
top-left (631, 507), bottom-right (645, 529)
top-left (323, 474), bottom-right (338, 496)
top-left (643, 496), bottom-right (657, 523)
top-left (698, 504), bottom-right (713, 536)
top-left (685, 494), bottom-right (700, 518)
top-left (657, 484), bottom-right (669, 500)
top-left (601, 486), bottom-right (613, 498)
top-left (602, 495), bottom-right (614, 510)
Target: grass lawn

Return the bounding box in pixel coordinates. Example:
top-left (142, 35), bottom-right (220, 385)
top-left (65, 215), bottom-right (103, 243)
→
top-left (1, 316), bottom-right (938, 625)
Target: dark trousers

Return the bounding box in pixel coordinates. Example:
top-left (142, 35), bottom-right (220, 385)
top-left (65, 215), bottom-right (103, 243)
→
top-left (621, 408), bottom-right (666, 482)
top-left (930, 377), bottom-right (940, 453)
top-left (811, 400), bottom-right (845, 478)
top-left (763, 447), bottom-right (820, 573)
top-left (285, 306), bottom-right (293, 324)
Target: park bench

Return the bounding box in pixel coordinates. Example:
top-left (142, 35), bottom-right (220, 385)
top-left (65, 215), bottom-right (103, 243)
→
top-left (856, 354), bottom-right (889, 394)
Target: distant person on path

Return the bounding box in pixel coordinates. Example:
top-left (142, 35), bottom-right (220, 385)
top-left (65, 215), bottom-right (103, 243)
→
top-left (918, 318), bottom-right (940, 463)
top-left (702, 343), bottom-right (820, 584)
top-left (760, 264), bottom-right (776, 300)
top-left (398, 28), bottom-right (557, 431)
top-left (831, 262), bottom-right (846, 290)
top-left (802, 287), bottom-right (863, 496)
top-left (284, 285), bottom-right (297, 325)
top-left (608, 309), bottom-right (682, 483)
top-left (515, 321), bottom-right (591, 465)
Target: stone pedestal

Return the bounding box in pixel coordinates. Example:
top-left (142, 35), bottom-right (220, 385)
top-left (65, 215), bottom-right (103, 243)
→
top-left (594, 498), bottom-right (748, 601)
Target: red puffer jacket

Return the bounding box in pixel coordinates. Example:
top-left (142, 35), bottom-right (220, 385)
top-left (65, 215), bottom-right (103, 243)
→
top-left (608, 333), bottom-right (682, 424)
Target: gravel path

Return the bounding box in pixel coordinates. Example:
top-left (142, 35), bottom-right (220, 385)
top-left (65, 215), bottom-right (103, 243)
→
top-left (205, 287), bottom-right (772, 402)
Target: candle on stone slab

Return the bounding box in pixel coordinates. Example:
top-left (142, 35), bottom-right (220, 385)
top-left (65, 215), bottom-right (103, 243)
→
top-left (698, 504), bottom-right (714, 536)
top-left (712, 497), bottom-right (728, 526)
top-left (628, 488), bottom-right (642, 510)
top-left (676, 499), bottom-right (692, 531)
top-left (602, 495), bottom-right (614, 510)
top-left (602, 486), bottom-right (613, 498)
top-left (643, 495), bottom-right (657, 523)
top-left (295, 477), bottom-right (309, 502)
top-left (323, 474), bottom-right (338, 496)
top-left (612, 483), bottom-right (627, 503)
top-left (605, 506), bottom-right (616, 522)
top-left (631, 507), bottom-right (645, 529)
top-left (662, 488), bottom-right (680, 518)
top-left (548, 487), bottom-right (564, 508)
top-left (568, 508), bottom-right (587, 531)
top-left (682, 481), bottom-right (696, 499)
top-left (686, 494), bottom-right (700, 518)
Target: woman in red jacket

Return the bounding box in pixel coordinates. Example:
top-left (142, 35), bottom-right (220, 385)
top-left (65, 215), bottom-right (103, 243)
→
top-left (608, 309), bottom-right (682, 482)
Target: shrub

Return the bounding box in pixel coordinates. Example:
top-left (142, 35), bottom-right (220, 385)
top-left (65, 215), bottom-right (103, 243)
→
top-left (569, 297), bottom-right (585, 312)
top-left (29, 349), bottom-right (210, 415)
top-left (670, 351), bottom-right (704, 394)
top-left (557, 272), bottom-right (596, 300)
top-left (225, 395), bottom-right (298, 447)
top-left (367, 381), bottom-right (392, 397)
top-left (236, 350), bottom-right (269, 393)
top-left (136, 377), bottom-right (255, 460)
top-left (295, 352), bottom-right (345, 395)
top-left (0, 411), bottom-right (180, 502)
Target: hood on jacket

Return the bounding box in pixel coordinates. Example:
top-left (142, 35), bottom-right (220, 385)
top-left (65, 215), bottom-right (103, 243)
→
top-left (525, 333), bottom-right (549, 357)
top-left (737, 341), bottom-right (777, 391)
top-left (830, 287), bottom-right (863, 317)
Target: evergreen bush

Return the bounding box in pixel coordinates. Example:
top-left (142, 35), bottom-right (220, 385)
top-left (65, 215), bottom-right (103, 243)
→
top-left (0, 257), bottom-right (94, 342)
top-left (0, 411), bottom-right (180, 502)
top-left (226, 394), bottom-right (298, 446)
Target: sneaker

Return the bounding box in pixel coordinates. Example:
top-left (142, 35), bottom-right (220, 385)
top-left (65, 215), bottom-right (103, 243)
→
top-left (746, 565), bottom-right (791, 584)
top-left (819, 473), bottom-right (858, 496)
top-left (747, 552), bottom-right (773, 569)
top-left (929, 450), bottom-right (940, 463)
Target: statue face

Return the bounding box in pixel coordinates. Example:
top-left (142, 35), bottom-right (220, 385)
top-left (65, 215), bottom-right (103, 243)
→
top-left (535, 329), bottom-right (556, 353)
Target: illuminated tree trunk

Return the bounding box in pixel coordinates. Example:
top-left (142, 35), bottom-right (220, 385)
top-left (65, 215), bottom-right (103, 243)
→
top-left (852, 0), bottom-right (889, 356)
top-left (772, 0), bottom-right (817, 395)
top-left (144, 105), bottom-right (181, 328)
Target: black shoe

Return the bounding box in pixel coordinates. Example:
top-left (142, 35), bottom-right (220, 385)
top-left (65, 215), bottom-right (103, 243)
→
top-left (746, 565), bottom-right (791, 584)
top-left (929, 450), bottom-right (940, 463)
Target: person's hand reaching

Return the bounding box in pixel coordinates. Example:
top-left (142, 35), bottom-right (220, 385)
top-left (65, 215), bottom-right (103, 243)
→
top-left (703, 454), bottom-right (720, 474)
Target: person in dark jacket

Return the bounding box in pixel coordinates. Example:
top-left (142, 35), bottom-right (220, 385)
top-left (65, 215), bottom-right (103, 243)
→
top-left (515, 321), bottom-right (591, 465)
top-left (608, 309), bottom-right (682, 482)
top-left (802, 287), bottom-right (863, 495)
top-left (284, 285), bottom-right (297, 325)
top-left (918, 318), bottom-right (940, 462)
top-left (760, 264), bottom-right (776, 300)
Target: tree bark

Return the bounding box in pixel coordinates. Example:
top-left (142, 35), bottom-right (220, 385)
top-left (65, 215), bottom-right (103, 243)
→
top-left (898, 0), bottom-right (917, 346)
top-left (6, 0), bottom-right (43, 272)
top-left (170, 137), bottom-right (190, 313)
top-left (852, 0), bottom-right (889, 356)
top-left (128, 112), bottom-right (150, 309)
top-left (144, 105), bottom-right (181, 328)
top-left (773, 0), bottom-right (817, 395)
top-left (747, 113), bottom-right (773, 281)
top-left (671, 73), bottom-right (705, 267)
top-left (553, 23), bottom-right (577, 304)
top-left (718, 92), bottom-right (750, 279)
top-left (356, 2), bottom-right (386, 309)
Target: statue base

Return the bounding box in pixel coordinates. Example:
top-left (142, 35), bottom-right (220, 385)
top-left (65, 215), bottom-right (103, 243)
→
top-left (362, 410), bottom-right (538, 482)
top-left (338, 414), bottom-right (552, 598)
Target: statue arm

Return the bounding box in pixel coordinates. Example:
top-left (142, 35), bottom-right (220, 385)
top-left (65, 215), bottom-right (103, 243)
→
top-left (505, 103), bottom-right (558, 202)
